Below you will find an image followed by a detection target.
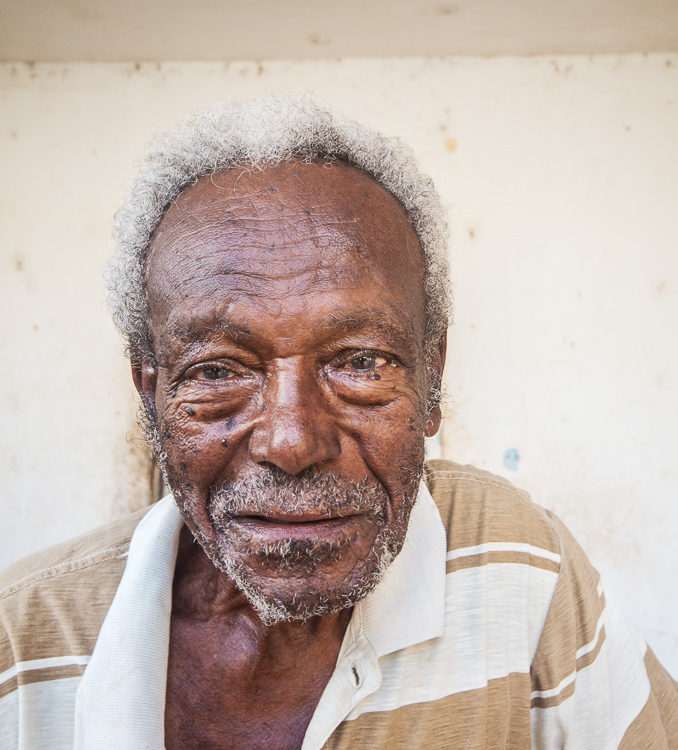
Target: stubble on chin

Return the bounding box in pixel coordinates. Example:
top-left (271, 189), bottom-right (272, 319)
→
top-left (183, 466), bottom-right (418, 624)
top-left (203, 468), bottom-right (391, 623)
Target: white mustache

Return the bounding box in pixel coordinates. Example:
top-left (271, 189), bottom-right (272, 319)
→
top-left (208, 466), bottom-right (388, 527)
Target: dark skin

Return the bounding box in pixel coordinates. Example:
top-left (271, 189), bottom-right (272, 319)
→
top-left (133, 161), bottom-right (447, 749)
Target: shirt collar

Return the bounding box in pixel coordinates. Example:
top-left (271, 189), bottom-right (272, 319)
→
top-left (74, 479), bottom-right (446, 748)
top-left (74, 494), bottom-right (183, 749)
top-left (357, 481), bottom-right (446, 657)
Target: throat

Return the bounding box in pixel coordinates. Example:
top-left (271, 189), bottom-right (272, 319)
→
top-left (165, 525), bottom-right (353, 749)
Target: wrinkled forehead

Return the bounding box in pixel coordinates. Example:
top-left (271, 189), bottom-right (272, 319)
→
top-left (144, 160), bottom-right (427, 341)
top-left (147, 160), bottom-right (423, 270)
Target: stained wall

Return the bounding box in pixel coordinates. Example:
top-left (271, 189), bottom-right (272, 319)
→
top-left (1, 55), bottom-right (676, 674)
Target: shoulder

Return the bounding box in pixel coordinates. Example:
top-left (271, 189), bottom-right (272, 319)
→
top-left (424, 459), bottom-right (561, 561)
top-left (424, 458), bottom-right (535, 512)
top-left (0, 505), bottom-right (151, 600)
top-left (421, 462), bottom-right (678, 745)
top-left (0, 505), bottom-right (153, 670)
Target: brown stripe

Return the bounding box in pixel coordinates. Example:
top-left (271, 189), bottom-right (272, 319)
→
top-left (19, 662), bottom-right (87, 687)
top-left (619, 648), bottom-right (678, 748)
top-left (0, 675), bottom-right (18, 700)
top-left (530, 626), bottom-right (607, 710)
top-left (530, 678), bottom-right (576, 709)
top-left (0, 504), bottom-right (153, 674)
top-left (0, 662), bottom-right (87, 700)
top-left (0, 504), bottom-right (153, 602)
top-left (0, 545), bottom-right (129, 603)
top-left (324, 672), bottom-right (531, 750)
top-left (446, 550), bottom-right (560, 575)
top-left (529, 513), bottom-right (605, 695)
top-left (0, 556), bottom-right (126, 672)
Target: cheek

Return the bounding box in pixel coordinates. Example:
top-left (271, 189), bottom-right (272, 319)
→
top-left (156, 379), bottom-right (256, 484)
top-left (338, 383), bottom-right (427, 444)
top-left (340, 402), bottom-right (427, 493)
top-left (157, 410), bottom-right (232, 498)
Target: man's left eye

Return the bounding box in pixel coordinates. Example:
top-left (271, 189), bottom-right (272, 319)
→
top-left (201, 366), bottom-right (233, 380)
top-left (348, 355), bottom-right (386, 371)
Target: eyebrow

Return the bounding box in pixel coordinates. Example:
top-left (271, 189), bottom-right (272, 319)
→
top-left (327, 306), bottom-right (420, 350)
top-left (163, 304), bottom-right (421, 360)
top-left (168, 317), bottom-right (253, 345)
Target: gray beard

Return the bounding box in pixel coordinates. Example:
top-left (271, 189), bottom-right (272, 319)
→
top-left (171, 462), bottom-right (418, 625)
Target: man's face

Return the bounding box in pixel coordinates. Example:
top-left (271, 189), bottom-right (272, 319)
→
top-left (137, 161), bottom-right (444, 623)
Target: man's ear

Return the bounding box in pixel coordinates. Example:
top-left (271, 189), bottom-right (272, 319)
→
top-left (425, 330), bottom-right (447, 438)
top-left (131, 360), bottom-right (158, 424)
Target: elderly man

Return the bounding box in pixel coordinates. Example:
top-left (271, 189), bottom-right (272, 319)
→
top-left (1, 98), bottom-right (676, 750)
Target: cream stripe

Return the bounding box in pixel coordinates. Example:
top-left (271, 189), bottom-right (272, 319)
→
top-left (0, 654), bottom-right (90, 689)
top-left (447, 542), bottom-right (561, 565)
top-left (575, 609), bottom-right (605, 661)
top-left (0, 688), bottom-right (18, 748)
top-left (530, 595), bottom-right (650, 749)
top-left (0, 676), bottom-right (82, 749)
top-left (531, 669), bottom-right (577, 701)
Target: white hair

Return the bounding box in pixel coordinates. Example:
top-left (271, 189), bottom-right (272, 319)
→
top-left (106, 95), bottom-right (451, 363)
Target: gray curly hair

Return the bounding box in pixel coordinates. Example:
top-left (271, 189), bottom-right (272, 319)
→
top-left (106, 96), bottom-right (451, 364)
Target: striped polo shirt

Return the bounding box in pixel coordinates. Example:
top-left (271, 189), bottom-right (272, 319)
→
top-left (1, 460), bottom-right (676, 748)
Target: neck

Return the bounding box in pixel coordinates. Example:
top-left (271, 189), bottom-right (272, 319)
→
top-left (165, 525), bottom-right (354, 749)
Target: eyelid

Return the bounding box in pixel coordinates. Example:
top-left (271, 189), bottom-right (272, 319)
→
top-left (335, 349), bottom-right (396, 369)
top-left (184, 359), bottom-right (243, 380)
top-left (350, 348), bottom-right (391, 360)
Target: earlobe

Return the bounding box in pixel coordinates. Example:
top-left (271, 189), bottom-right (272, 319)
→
top-left (425, 405), bottom-right (442, 437)
top-left (131, 360), bottom-right (158, 420)
top-left (424, 330), bottom-right (447, 437)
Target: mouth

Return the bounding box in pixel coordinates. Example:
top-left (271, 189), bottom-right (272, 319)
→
top-left (227, 513), bottom-right (364, 541)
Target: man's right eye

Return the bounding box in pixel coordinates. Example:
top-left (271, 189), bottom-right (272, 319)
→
top-left (200, 366), bottom-right (233, 380)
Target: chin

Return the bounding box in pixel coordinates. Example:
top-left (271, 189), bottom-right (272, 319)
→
top-left (202, 516), bottom-right (408, 626)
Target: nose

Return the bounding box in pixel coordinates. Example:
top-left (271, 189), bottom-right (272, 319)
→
top-left (248, 359), bottom-right (341, 475)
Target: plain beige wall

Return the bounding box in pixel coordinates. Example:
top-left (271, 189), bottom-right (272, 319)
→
top-left (1, 55), bottom-right (676, 675)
